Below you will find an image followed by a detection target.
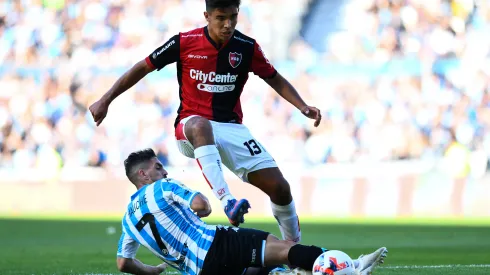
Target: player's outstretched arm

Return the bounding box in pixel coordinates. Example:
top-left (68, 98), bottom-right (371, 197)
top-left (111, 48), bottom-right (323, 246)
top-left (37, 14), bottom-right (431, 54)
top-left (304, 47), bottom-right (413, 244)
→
top-left (264, 73), bottom-right (322, 127)
top-left (117, 256), bottom-right (167, 275)
top-left (89, 59), bottom-right (155, 126)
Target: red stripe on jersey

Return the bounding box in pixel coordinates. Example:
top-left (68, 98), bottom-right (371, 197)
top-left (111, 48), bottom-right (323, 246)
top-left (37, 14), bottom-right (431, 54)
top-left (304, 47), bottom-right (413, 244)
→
top-left (231, 68), bottom-right (249, 124)
top-left (145, 56), bottom-right (156, 70)
top-left (251, 42), bottom-right (276, 79)
top-left (176, 28), bottom-right (216, 124)
top-left (233, 97), bottom-right (243, 124)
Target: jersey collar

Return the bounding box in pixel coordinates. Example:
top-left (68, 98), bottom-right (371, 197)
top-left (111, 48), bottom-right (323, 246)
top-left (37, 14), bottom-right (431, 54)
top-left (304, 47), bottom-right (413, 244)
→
top-left (204, 26), bottom-right (232, 50)
top-left (131, 184), bottom-right (148, 200)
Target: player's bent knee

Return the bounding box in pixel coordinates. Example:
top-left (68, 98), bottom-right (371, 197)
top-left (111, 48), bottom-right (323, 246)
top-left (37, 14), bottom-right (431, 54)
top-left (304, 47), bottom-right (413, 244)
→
top-left (186, 116), bottom-right (213, 133)
top-left (185, 116), bottom-right (214, 146)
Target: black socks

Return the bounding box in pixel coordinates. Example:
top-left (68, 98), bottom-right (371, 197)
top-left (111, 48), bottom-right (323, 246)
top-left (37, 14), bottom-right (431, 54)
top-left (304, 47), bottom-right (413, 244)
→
top-left (287, 244), bottom-right (327, 270)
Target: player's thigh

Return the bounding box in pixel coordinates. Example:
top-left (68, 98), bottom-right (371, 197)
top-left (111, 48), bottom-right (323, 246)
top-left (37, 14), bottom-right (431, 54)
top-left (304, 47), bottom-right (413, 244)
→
top-left (234, 227), bottom-right (270, 268)
top-left (213, 123), bottom-right (277, 182)
top-left (201, 227), bottom-right (269, 275)
top-left (263, 234), bottom-right (294, 266)
top-left (174, 115), bottom-right (202, 159)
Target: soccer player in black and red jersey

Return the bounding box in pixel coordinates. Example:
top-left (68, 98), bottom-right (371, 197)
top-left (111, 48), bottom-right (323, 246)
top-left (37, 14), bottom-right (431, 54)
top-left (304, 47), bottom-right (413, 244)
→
top-left (89, 0), bottom-right (322, 243)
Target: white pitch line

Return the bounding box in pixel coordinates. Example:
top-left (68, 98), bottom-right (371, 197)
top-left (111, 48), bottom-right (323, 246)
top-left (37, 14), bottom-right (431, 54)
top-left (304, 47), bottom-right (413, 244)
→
top-left (381, 264), bottom-right (490, 269)
top-left (74, 266), bottom-right (490, 274)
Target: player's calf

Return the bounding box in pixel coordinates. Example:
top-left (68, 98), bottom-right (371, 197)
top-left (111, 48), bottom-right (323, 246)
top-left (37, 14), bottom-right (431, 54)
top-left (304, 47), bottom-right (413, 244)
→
top-left (248, 168), bottom-right (301, 242)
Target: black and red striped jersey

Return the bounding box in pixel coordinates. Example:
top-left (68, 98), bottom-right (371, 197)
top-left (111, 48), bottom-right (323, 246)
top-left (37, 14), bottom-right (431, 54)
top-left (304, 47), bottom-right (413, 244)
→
top-left (145, 26), bottom-right (277, 127)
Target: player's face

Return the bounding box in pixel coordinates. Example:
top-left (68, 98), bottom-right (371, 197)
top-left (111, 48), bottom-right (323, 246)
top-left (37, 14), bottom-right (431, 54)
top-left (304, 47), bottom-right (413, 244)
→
top-left (205, 6), bottom-right (238, 43)
top-left (144, 157), bottom-right (168, 182)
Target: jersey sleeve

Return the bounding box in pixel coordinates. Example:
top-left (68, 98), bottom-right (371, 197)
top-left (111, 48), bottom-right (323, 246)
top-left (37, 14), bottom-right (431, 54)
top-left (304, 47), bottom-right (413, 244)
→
top-left (117, 230), bottom-right (140, 259)
top-left (145, 34), bottom-right (180, 71)
top-left (250, 42), bottom-right (277, 79)
top-left (161, 179), bottom-right (200, 208)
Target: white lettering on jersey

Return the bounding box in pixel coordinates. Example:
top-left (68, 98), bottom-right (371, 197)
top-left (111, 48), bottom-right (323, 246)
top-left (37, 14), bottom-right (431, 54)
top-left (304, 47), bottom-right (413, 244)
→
top-left (190, 69), bottom-right (238, 93)
top-left (153, 40), bottom-right (175, 58)
top-left (181, 34), bottom-right (203, 38)
top-left (233, 36), bottom-right (253, 45)
top-left (257, 46), bottom-right (271, 65)
top-left (197, 84), bottom-right (235, 93)
top-left (188, 54), bottom-right (208, 59)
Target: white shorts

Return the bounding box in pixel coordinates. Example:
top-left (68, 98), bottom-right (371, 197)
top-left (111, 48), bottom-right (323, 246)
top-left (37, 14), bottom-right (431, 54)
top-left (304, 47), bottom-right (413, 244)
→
top-left (175, 115), bottom-right (278, 183)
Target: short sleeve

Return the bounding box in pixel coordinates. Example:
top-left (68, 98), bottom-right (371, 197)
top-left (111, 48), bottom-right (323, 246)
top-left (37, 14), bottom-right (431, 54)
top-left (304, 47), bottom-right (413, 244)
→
top-left (250, 42), bottom-right (277, 79)
top-left (117, 230), bottom-right (140, 258)
top-left (145, 34), bottom-right (180, 71)
top-left (161, 179), bottom-right (200, 208)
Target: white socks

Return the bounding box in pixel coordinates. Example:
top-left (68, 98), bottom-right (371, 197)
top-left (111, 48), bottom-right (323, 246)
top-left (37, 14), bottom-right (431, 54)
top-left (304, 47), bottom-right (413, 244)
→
top-left (271, 200), bottom-right (301, 242)
top-left (194, 145), bottom-right (235, 209)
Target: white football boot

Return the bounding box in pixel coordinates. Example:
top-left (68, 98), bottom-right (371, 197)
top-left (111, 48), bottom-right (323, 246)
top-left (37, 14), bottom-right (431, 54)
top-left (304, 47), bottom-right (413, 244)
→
top-left (355, 247), bottom-right (388, 275)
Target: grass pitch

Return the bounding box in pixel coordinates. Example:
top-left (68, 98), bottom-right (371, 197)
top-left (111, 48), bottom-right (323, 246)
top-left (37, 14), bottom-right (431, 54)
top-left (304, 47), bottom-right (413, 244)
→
top-left (1, 217), bottom-right (489, 275)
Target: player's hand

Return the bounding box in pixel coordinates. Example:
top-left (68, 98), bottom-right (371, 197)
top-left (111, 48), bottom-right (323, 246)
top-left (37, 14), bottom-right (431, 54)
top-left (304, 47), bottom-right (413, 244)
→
top-left (301, 106), bottom-right (322, 127)
top-left (89, 99), bottom-right (109, 126)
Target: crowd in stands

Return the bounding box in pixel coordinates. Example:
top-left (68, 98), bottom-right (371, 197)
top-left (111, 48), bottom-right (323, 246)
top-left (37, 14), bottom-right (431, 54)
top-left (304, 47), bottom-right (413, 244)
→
top-left (0, 0), bottom-right (489, 178)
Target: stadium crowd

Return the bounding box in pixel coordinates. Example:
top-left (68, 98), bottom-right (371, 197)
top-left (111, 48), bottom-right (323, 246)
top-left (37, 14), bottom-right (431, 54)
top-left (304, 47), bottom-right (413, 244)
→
top-left (0, 0), bottom-right (489, 178)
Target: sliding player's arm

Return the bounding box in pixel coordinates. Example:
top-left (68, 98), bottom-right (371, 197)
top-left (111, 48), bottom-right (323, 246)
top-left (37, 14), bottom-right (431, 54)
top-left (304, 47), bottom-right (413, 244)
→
top-left (162, 180), bottom-right (212, 218)
top-left (116, 257), bottom-right (167, 275)
top-left (250, 42), bottom-right (322, 127)
top-left (190, 193), bottom-right (212, 218)
top-left (89, 35), bottom-right (180, 126)
top-left (116, 231), bottom-right (167, 275)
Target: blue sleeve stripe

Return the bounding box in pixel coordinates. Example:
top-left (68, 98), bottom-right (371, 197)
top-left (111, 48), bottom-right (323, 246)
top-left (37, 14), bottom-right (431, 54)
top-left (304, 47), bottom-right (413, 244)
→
top-left (117, 232), bottom-right (125, 254)
top-left (188, 191), bottom-right (200, 207)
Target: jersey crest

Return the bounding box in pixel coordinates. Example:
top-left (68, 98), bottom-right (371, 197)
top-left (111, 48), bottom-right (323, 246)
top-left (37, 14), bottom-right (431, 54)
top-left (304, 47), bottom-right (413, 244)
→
top-left (229, 52), bottom-right (242, 68)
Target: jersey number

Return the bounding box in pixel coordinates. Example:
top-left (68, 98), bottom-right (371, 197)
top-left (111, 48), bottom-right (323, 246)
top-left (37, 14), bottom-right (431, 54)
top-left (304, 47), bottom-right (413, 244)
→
top-left (244, 139), bottom-right (262, 156)
top-left (136, 213), bottom-right (169, 255)
top-left (136, 213), bottom-right (187, 270)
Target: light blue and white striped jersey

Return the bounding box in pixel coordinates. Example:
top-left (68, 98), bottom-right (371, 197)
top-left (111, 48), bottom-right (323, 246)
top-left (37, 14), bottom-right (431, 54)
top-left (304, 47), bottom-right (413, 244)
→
top-left (116, 178), bottom-right (217, 275)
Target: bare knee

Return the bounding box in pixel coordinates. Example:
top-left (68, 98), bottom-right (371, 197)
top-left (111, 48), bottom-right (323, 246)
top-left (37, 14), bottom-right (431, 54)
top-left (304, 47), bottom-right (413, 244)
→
top-left (265, 234), bottom-right (295, 265)
top-left (184, 116), bottom-right (214, 147)
top-left (279, 240), bottom-right (296, 262)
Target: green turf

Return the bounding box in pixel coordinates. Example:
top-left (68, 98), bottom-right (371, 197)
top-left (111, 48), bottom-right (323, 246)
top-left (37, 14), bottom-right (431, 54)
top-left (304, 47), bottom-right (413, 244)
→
top-left (0, 218), bottom-right (489, 275)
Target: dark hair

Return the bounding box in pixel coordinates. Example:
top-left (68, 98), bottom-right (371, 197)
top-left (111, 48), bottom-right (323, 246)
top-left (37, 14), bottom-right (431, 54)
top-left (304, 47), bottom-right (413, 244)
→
top-left (205, 0), bottom-right (241, 11)
top-left (124, 148), bottom-right (157, 184)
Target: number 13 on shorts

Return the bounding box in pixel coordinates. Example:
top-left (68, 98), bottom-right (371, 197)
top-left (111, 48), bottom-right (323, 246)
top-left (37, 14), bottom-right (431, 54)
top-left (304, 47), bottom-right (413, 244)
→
top-left (213, 123), bottom-right (277, 183)
top-left (243, 139), bottom-right (262, 156)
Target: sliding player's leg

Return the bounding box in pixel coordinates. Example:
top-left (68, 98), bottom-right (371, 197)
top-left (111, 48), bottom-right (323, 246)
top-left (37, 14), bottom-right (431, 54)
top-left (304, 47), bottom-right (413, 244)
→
top-left (264, 234), bottom-right (388, 275)
top-left (201, 226), bottom-right (387, 275)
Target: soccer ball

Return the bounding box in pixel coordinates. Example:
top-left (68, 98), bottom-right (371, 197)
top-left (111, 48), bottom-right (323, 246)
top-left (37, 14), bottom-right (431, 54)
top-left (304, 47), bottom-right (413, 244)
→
top-left (312, 250), bottom-right (357, 275)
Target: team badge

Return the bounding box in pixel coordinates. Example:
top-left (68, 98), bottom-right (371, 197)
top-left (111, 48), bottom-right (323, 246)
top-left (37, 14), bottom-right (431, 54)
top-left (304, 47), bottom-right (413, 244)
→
top-left (229, 52), bottom-right (242, 68)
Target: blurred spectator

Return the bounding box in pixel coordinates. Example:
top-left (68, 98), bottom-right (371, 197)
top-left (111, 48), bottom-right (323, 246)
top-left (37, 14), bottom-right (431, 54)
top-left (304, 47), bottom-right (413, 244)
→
top-left (0, 0), bottom-right (489, 179)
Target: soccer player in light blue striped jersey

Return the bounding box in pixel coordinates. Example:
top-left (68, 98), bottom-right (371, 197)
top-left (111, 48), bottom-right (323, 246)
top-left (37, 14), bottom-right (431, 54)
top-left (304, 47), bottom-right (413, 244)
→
top-left (116, 148), bottom-right (388, 275)
top-left (117, 148), bottom-right (215, 275)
